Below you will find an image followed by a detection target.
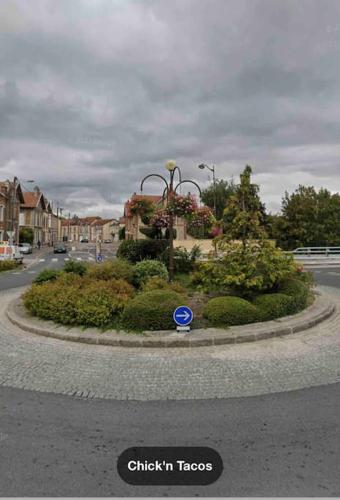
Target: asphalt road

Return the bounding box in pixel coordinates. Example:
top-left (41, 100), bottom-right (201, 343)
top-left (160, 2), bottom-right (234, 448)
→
top-left (0, 264), bottom-right (339, 496)
top-left (0, 243), bottom-right (116, 290)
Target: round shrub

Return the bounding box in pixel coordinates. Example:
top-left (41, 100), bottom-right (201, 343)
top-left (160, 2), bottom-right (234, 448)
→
top-left (121, 290), bottom-right (184, 331)
top-left (203, 296), bottom-right (260, 326)
top-left (86, 259), bottom-right (134, 283)
top-left (133, 259), bottom-right (169, 287)
top-left (33, 268), bottom-right (61, 284)
top-left (278, 277), bottom-right (310, 312)
top-left (253, 293), bottom-right (296, 321)
top-left (63, 259), bottom-right (88, 276)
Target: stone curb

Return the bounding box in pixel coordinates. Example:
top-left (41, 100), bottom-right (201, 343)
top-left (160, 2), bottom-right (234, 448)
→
top-left (5, 292), bottom-right (336, 349)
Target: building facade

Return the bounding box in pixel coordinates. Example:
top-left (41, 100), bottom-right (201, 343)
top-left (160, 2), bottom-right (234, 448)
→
top-left (0, 178), bottom-right (25, 244)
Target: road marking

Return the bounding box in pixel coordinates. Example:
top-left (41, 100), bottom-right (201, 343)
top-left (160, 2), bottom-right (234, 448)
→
top-left (88, 257), bottom-right (95, 261)
top-left (12, 272), bottom-right (21, 275)
top-left (52, 258), bottom-right (58, 262)
top-left (326, 271), bottom-right (340, 276)
top-left (39, 259), bottom-right (45, 262)
top-left (28, 270), bottom-right (36, 274)
top-left (76, 257), bottom-right (82, 261)
top-left (64, 257), bottom-right (70, 261)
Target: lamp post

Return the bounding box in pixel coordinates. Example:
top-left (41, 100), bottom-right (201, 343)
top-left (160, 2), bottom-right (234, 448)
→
top-left (198, 163), bottom-right (217, 217)
top-left (140, 160), bottom-right (201, 282)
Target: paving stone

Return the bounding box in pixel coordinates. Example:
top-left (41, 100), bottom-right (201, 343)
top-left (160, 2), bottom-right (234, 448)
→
top-left (0, 286), bottom-right (339, 401)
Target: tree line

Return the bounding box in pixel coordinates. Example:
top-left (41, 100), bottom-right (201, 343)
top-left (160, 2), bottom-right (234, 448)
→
top-left (200, 167), bottom-right (340, 250)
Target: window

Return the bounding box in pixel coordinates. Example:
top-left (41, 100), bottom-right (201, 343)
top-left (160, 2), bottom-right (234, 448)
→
top-left (0, 205), bottom-right (4, 222)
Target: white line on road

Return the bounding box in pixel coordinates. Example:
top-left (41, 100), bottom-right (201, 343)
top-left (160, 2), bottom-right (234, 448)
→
top-left (76, 257), bottom-right (82, 261)
top-left (64, 258), bottom-right (70, 261)
top-left (28, 271), bottom-right (36, 274)
top-left (12, 272), bottom-right (21, 275)
top-left (52, 258), bottom-right (58, 262)
top-left (38, 259), bottom-right (45, 262)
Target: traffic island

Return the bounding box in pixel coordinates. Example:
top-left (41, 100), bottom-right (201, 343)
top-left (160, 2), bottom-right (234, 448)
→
top-left (6, 292), bottom-right (335, 348)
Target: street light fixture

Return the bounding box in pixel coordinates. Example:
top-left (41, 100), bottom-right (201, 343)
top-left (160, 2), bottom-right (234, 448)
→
top-left (140, 161), bottom-right (201, 282)
top-left (197, 163), bottom-right (217, 217)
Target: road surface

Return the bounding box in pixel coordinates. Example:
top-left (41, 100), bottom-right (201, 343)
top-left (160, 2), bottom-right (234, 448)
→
top-left (0, 258), bottom-right (339, 496)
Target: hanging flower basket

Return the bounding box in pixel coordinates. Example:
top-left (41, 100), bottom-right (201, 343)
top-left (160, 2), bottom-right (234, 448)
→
top-left (150, 208), bottom-right (170, 228)
top-left (167, 193), bottom-right (198, 218)
top-left (188, 206), bottom-right (215, 228)
top-left (129, 198), bottom-right (155, 217)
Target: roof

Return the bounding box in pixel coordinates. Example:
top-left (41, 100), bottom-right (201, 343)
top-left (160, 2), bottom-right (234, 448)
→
top-left (21, 191), bottom-right (46, 209)
top-left (124, 193), bottom-right (163, 218)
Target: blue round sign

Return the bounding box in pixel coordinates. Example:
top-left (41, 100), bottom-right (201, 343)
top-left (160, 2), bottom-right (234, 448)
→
top-left (173, 306), bottom-right (193, 326)
top-left (96, 254), bottom-right (104, 263)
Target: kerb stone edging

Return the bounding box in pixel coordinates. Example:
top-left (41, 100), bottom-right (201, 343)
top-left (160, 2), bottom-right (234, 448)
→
top-left (5, 292), bottom-right (336, 348)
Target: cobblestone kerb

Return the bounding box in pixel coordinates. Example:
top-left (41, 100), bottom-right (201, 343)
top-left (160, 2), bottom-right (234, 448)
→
top-left (6, 293), bottom-right (335, 348)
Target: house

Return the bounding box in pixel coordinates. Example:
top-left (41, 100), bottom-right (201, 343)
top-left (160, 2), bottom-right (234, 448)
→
top-left (60, 216), bottom-right (118, 242)
top-left (19, 187), bottom-right (47, 246)
top-left (123, 193), bottom-right (187, 240)
top-left (0, 177), bottom-right (25, 243)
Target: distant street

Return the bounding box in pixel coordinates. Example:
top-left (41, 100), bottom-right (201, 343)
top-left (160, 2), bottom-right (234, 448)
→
top-left (0, 264), bottom-right (339, 496)
top-left (0, 242), bottom-right (117, 291)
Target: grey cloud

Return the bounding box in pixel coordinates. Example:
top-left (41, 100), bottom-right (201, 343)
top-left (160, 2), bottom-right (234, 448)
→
top-left (1, 0), bottom-right (340, 216)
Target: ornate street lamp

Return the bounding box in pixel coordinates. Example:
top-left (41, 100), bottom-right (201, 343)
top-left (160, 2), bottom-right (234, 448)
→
top-left (140, 161), bottom-right (201, 282)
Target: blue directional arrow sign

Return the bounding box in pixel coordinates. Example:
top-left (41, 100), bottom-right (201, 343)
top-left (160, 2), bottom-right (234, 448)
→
top-left (96, 254), bottom-right (104, 263)
top-left (173, 306), bottom-right (193, 326)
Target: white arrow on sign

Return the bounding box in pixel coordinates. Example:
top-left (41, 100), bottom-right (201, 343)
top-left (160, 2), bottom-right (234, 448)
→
top-left (176, 311), bottom-right (190, 321)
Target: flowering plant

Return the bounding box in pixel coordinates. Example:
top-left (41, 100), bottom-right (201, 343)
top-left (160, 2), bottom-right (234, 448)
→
top-left (129, 198), bottom-right (154, 217)
top-left (188, 206), bottom-right (215, 228)
top-left (167, 194), bottom-right (198, 217)
top-left (150, 208), bottom-right (170, 228)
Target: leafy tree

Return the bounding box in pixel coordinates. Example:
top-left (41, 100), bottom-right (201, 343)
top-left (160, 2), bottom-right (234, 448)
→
top-left (278, 186), bottom-right (340, 249)
top-left (201, 179), bottom-right (236, 220)
top-left (222, 165), bottom-right (267, 247)
top-left (19, 227), bottom-right (34, 244)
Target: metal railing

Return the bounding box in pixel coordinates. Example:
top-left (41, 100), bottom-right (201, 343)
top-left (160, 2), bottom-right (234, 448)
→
top-left (292, 246), bottom-right (340, 256)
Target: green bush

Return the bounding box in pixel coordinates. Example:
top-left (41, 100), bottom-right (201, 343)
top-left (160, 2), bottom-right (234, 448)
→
top-left (121, 290), bottom-right (184, 331)
top-left (23, 276), bottom-right (134, 328)
top-left (133, 259), bottom-right (169, 286)
top-left (0, 260), bottom-right (18, 272)
top-left (253, 293), bottom-right (296, 321)
top-left (74, 279), bottom-right (134, 327)
top-left (193, 240), bottom-right (298, 296)
top-left (142, 276), bottom-right (187, 295)
top-left (117, 239), bottom-right (169, 263)
top-left (33, 268), bottom-right (61, 284)
top-left (277, 277), bottom-right (310, 312)
top-left (86, 259), bottom-right (134, 283)
top-left (64, 259), bottom-right (88, 276)
top-left (203, 296), bottom-right (260, 326)
top-left (161, 245), bottom-right (202, 273)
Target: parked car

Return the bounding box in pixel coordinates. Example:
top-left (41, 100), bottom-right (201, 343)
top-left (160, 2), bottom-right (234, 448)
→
top-left (103, 239), bottom-right (112, 243)
top-left (19, 242), bottom-right (33, 254)
top-left (80, 238), bottom-right (89, 243)
top-left (54, 243), bottom-right (67, 254)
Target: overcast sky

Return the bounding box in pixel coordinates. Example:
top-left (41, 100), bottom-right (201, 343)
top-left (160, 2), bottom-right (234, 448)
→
top-left (1, 0), bottom-right (340, 217)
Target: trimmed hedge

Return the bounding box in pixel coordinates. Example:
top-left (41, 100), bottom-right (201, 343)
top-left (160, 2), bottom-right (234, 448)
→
top-left (253, 293), bottom-right (296, 321)
top-left (278, 277), bottom-right (310, 312)
top-left (23, 277), bottom-right (134, 328)
top-left (133, 260), bottom-right (169, 286)
top-left (86, 259), bottom-right (134, 283)
top-left (33, 268), bottom-right (61, 284)
top-left (0, 260), bottom-right (19, 272)
top-left (142, 276), bottom-right (187, 295)
top-left (121, 290), bottom-right (184, 331)
top-left (117, 239), bottom-right (168, 263)
top-left (203, 296), bottom-right (260, 326)
top-left (64, 260), bottom-right (88, 276)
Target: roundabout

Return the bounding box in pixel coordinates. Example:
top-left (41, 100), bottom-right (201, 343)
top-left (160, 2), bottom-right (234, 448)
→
top-left (0, 285), bottom-right (340, 401)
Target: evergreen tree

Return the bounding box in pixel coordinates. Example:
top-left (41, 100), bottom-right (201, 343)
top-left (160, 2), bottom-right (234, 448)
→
top-left (200, 179), bottom-right (236, 220)
top-left (223, 165), bottom-right (267, 247)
